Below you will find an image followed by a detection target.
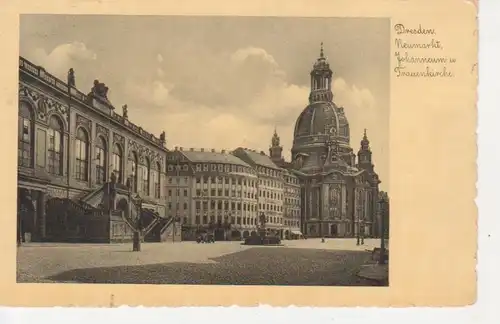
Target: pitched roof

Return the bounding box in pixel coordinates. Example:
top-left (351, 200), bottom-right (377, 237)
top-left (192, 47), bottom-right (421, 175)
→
top-left (180, 150), bottom-right (250, 168)
top-left (233, 148), bottom-right (280, 169)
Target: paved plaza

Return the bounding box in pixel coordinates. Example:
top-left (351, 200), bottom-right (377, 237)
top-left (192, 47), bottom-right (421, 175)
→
top-left (17, 238), bottom-right (386, 286)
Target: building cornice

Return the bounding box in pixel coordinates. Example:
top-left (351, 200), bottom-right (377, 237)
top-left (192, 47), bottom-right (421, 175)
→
top-left (19, 56), bottom-right (167, 151)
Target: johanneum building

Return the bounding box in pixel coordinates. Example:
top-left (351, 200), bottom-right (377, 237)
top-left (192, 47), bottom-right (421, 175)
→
top-left (17, 56), bottom-right (172, 243)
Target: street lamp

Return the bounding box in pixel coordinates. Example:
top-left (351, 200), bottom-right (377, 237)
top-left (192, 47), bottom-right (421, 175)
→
top-left (172, 162), bottom-right (181, 243)
top-left (356, 206), bottom-right (361, 246)
top-left (127, 175), bottom-right (142, 252)
top-left (360, 216), bottom-right (365, 245)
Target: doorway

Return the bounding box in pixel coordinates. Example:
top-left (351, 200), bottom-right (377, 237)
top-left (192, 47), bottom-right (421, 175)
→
top-left (330, 224), bottom-right (338, 237)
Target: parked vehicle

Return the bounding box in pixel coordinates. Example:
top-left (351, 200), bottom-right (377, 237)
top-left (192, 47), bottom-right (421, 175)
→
top-left (196, 233), bottom-right (215, 243)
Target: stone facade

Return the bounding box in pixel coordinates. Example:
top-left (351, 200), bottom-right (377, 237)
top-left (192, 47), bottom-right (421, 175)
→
top-left (165, 147), bottom-right (259, 240)
top-left (268, 44), bottom-right (385, 238)
top-left (17, 56), bottom-right (169, 243)
top-left (232, 148), bottom-right (285, 233)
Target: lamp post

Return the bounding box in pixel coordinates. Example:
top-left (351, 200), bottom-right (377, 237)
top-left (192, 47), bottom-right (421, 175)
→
top-left (360, 216), bottom-right (365, 245)
top-left (127, 175), bottom-right (141, 252)
top-left (356, 206), bottom-right (361, 246)
top-left (172, 162), bottom-right (181, 243)
top-left (133, 197), bottom-right (143, 252)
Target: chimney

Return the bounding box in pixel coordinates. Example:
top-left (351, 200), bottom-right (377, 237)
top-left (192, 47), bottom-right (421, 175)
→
top-left (179, 147), bottom-right (183, 151)
top-left (221, 149), bottom-right (226, 154)
top-left (211, 149), bottom-right (215, 153)
top-left (190, 148), bottom-right (194, 151)
top-left (260, 151), bottom-right (265, 155)
top-left (201, 148), bottom-right (205, 152)
top-left (174, 146), bottom-right (178, 151)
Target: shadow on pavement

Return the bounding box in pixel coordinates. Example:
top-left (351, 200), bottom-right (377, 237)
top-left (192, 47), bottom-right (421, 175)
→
top-left (42, 247), bottom-right (385, 286)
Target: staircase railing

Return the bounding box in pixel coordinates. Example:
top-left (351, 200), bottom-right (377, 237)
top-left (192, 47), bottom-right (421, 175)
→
top-left (141, 209), bottom-right (161, 236)
top-left (159, 216), bottom-right (174, 233)
top-left (79, 184), bottom-right (104, 201)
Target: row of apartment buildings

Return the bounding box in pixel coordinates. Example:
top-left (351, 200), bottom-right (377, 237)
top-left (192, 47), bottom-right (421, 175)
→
top-left (164, 146), bottom-right (301, 240)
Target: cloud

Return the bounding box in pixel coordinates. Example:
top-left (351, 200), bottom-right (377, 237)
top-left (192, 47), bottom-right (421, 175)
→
top-left (332, 78), bottom-right (384, 170)
top-left (156, 68), bottom-right (165, 78)
top-left (123, 47), bottom-right (380, 163)
top-left (28, 42), bottom-right (381, 171)
top-left (32, 42), bottom-right (97, 80)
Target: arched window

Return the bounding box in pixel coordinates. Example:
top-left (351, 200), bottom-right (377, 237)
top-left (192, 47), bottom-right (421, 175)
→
top-left (18, 102), bottom-right (34, 167)
top-left (142, 157), bottom-right (150, 195)
top-left (95, 136), bottom-right (107, 184)
top-left (47, 116), bottom-right (63, 175)
top-left (75, 128), bottom-right (89, 181)
top-left (112, 144), bottom-right (122, 183)
top-left (127, 152), bottom-right (138, 193)
top-left (154, 162), bottom-right (161, 199)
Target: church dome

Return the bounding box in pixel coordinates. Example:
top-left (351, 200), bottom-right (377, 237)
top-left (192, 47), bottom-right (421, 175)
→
top-left (293, 101), bottom-right (339, 138)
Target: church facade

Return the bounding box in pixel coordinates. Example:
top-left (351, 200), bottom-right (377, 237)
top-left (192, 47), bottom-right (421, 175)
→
top-left (269, 45), bottom-right (383, 238)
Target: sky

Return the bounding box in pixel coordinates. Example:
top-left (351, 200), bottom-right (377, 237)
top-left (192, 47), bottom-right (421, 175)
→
top-left (20, 15), bottom-right (390, 191)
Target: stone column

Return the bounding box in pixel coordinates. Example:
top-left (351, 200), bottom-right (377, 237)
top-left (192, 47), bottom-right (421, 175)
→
top-left (36, 191), bottom-right (47, 240)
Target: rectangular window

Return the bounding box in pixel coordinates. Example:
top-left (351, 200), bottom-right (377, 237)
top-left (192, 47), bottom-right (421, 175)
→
top-left (35, 129), bottom-right (46, 168)
top-left (75, 139), bottom-right (88, 181)
top-left (47, 128), bottom-right (62, 175)
top-left (155, 174), bottom-right (161, 199)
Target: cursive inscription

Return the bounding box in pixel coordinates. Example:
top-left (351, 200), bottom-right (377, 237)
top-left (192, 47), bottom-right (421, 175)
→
top-left (393, 24), bottom-right (457, 78)
top-left (394, 24), bottom-right (435, 35)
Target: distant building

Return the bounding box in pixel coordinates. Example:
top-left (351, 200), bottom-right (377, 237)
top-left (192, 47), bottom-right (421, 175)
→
top-left (269, 128), bottom-right (301, 238)
top-left (165, 147), bottom-right (259, 240)
top-left (232, 147), bottom-right (285, 236)
top-left (285, 44), bottom-right (382, 238)
top-left (378, 191), bottom-right (390, 239)
top-left (282, 169), bottom-right (301, 237)
top-left (17, 56), bottom-right (171, 243)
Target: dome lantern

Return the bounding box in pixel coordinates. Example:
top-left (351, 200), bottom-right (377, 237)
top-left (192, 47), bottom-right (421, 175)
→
top-left (309, 42), bottom-right (334, 104)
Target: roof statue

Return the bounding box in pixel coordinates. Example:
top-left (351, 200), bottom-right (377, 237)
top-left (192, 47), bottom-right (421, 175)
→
top-left (160, 131), bottom-right (166, 143)
top-left (87, 79), bottom-right (115, 109)
top-left (67, 68), bottom-right (75, 87)
top-left (91, 79), bottom-right (109, 99)
top-left (122, 104), bottom-right (128, 119)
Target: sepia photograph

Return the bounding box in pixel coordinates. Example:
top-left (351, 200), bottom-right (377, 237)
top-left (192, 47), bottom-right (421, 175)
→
top-left (17, 15), bottom-right (391, 286)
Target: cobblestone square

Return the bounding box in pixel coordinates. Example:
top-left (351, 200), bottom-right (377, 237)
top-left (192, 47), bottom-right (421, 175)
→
top-left (17, 239), bottom-right (386, 286)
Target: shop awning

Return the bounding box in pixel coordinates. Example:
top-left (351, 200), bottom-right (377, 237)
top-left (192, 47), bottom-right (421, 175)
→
top-left (291, 230), bottom-right (303, 235)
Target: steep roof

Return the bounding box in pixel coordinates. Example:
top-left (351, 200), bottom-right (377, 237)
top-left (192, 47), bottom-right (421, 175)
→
top-left (180, 150), bottom-right (250, 168)
top-left (232, 148), bottom-right (280, 169)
